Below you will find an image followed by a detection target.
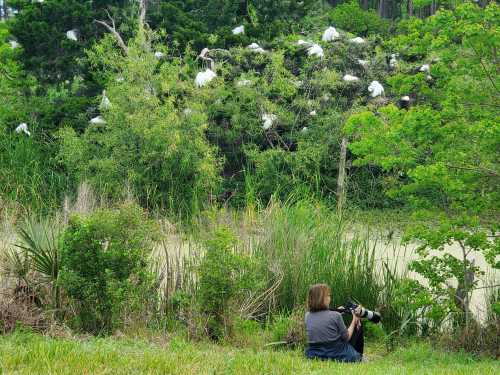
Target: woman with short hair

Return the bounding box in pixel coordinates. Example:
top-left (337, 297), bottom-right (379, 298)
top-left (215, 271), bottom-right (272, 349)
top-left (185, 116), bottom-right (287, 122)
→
top-left (304, 283), bottom-right (364, 362)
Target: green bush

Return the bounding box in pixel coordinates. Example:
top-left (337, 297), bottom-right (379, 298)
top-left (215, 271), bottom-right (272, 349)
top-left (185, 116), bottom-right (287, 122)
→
top-left (197, 227), bottom-right (264, 340)
top-left (59, 203), bottom-right (158, 334)
top-left (329, 1), bottom-right (390, 36)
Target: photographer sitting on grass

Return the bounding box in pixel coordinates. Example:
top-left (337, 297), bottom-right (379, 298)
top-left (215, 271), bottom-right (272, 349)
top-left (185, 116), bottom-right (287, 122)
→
top-left (305, 283), bottom-right (380, 362)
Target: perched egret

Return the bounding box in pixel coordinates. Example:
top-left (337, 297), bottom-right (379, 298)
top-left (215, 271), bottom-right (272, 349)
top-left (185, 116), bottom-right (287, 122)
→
top-left (195, 69), bottom-right (217, 88)
top-left (297, 39), bottom-right (313, 47)
top-left (343, 74), bottom-right (359, 82)
top-left (309, 110), bottom-right (317, 116)
top-left (261, 113), bottom-right (277, 130)
top-left (389, 54), bottom-right (398, 68)
top-left (9, 40), bottom-right (19, 49)
top-left (301, 127), bottom-right (308, 133)
top-left (232, 25), bottom-right (244, 35)
top-left (368, 81), bottom-right (384, 97)
top-left (420, 64), bottom-right (430, 72)
top-left (237, 79), bottom-right (252, 87)
top-left (401, 95), bottom-right (410, 101)
top-left (247, 43), bottom-right (265, 53)
top-left (100, 90), bottom-right (111, 110)
top-left (66, 29), bottom-right (78, 41)
top-left (322, 27), bottom-right (339, 42)
top-left (90, 116), bottom-right (106, 125)
top-left (357, 59), bottom-right (369, 66)
top-left (15, 123), bottom-right (30, 136)
top-left (154, 51), bottom-right (165, 59)
top-left (350, 37), bottom-right (365, 44)
top-left (307, 44), bottom-right (324, 58)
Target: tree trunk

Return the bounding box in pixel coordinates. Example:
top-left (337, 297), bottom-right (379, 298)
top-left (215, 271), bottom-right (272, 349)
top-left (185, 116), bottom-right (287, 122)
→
top-left (361, 0), bottom-right (369, 11)
top-left (408, 0), bottom-right (414, 17)
top-left (337, 138), bottom-right (348, 214)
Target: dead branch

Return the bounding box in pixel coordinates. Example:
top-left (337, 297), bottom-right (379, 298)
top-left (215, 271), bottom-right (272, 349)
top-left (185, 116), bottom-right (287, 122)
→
top-left (94, 10), bottom-right (128, 55)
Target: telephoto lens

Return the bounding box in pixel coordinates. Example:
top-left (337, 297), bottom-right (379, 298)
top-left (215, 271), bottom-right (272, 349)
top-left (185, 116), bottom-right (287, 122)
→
top-left (345, 301), bottom-right (381, 324)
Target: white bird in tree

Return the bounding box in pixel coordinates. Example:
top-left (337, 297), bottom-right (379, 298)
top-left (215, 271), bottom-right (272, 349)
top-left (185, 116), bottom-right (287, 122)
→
top-left (90, 116), bottom-right (106, 125)
top-left (307, 44), bottom-right (324, 58)
top-left (322, 27), bottom-right (340, 42)
top-left (261, 113), bottom-right (277, 130)
top-left (420, 64), bottom-right (430, 72)
top-left (154, 51), bottom-right (165, 59)
top-left (309, 110), bottom-right (317, 116)
top-left (195, 69), bottom-right (217, 88)
top-left (350, 37), bottom-right (365, 44)
top-left (343, 74), bottom-right (359, 82)
top-left (9, 40), bottom-right (19, 49)
top-left (247, 43), bottom-right (266, 53)
top-left (66, 29), bottom-right (78, 41)
top-left (301, 127), bottom-right (308, 133)
top-left (232, 25), bottom-right (244, 35)
top-left (389, 54), bottom-right (398, 68)
top-left (100, 90), bottom-right (111, 110)
top-left (357, 59), bottom-right (369, 66)
top-left (237, 79), bottom-right (252, 87)
top-left (15, 123), bottom-right (30, 136)
top-left (297, 39), bottom-right (313, 47)
top-left (368, 80), bottom-right (384, 97)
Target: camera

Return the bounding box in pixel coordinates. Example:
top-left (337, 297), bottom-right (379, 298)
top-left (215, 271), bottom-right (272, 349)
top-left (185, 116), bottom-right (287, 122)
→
top-left (331, 300), bottom-right (381, 324)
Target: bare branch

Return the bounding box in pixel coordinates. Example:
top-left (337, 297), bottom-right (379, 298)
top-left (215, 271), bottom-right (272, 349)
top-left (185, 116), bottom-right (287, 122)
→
top-left (94, 17), bottom-right (129, 56)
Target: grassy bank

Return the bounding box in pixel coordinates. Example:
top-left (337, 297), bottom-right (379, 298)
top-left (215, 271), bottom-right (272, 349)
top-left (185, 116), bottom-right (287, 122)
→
top-left (0, 332), bottom-right (498, 375)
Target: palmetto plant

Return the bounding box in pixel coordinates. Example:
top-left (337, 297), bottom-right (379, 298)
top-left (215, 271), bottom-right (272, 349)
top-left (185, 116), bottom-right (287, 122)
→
top-left (15, 218), bottom-right (63, 310)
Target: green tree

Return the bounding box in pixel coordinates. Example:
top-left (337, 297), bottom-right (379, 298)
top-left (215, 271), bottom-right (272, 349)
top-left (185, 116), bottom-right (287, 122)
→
top-left (345, 3), bottom-right (500, 328)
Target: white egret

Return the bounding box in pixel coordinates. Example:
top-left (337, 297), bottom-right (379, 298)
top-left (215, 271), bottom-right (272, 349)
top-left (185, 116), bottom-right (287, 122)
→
top-left (232, 25), bottom-right (244, 35)
top-left (368, 81), bottom-right (384, 97)
top-left (195, 69), bottom-right (217, 88)
top-left (343, 74), bottom-right (359, 82)
top-left (307, 44), bottom-right (324, 58)
top-left (350, 37), bottom-right (365, 44)
top-left (261, 113), bottom-right (277, 130)
top-left (15, 123), bottom-right (30, 136)
top-left (247, 43), bottom-right (265, 53)
top-left (90, 116), bottom-right (106, 125)
top-left (100, 90), bottom-right (111, 110)
top-left (66, 29), bottom-right (78, 41)
top-left (322, 27), bottom-right (339, 42)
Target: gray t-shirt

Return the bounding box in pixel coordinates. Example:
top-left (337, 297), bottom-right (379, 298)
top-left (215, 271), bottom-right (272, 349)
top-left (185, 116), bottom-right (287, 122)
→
top-left (305, 310), bottom-right (348, 343)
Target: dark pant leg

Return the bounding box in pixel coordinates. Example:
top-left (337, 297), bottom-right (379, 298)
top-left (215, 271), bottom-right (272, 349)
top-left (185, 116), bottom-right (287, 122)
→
top-left (348, 322), bottom-right (364, 355)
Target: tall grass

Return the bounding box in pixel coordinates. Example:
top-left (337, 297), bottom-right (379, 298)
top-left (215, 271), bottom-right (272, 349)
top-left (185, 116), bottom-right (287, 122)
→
top-left (255, 201), bottom-right (381, 313)
top-left (0, 132), bottom-right (67, 213)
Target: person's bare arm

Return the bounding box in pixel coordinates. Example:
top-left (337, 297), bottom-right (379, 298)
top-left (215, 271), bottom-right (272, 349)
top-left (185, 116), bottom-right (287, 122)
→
top-left (346, 312), bottom-right (360, 341)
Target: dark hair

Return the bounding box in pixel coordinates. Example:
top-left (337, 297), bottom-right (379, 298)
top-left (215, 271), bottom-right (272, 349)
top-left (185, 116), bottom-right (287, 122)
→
top-left (308, 283), bottom-right (331, 312)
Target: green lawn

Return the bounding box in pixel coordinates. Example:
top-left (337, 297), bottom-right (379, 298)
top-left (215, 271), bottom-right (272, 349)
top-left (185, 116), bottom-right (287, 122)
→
top-left (0, 333), bottom-right (498, 374)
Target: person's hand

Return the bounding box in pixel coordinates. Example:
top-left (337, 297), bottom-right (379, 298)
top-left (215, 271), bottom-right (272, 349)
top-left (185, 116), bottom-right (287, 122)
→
top-left (351, 311), bottom-right (361, 329)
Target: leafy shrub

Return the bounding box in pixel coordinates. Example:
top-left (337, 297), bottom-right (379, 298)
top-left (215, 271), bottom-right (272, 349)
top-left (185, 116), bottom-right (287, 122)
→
top-left (329, 2), bottom-right (390, 36)
top-left (59, 203), bottom-right (158, 334)
top-left (197, 227), bottom-right (264, 340)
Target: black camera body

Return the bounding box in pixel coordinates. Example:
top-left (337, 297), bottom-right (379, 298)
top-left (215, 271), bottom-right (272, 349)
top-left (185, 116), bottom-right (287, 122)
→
top-left (331, 300), bottom-right (381, 324)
